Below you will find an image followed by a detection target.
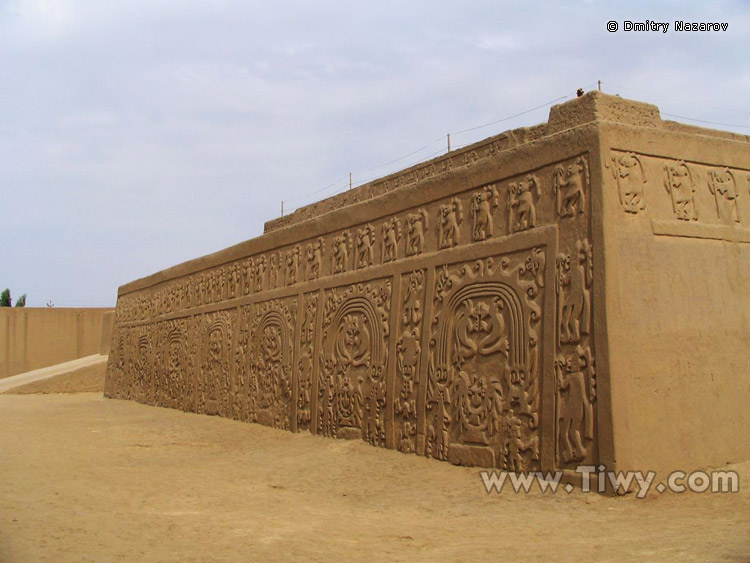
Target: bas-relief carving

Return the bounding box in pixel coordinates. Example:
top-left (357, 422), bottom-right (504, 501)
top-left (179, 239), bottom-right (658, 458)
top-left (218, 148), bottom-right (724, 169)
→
top-left (438, 197), bottom-right (464, 249)
top-left (332, 231), bottom-right (350, 274)
top-left (381, 217), bottom-right (401, 264)
top-left (405, 210), bottom-right (427, 257)
top-left (507, 175), bottom-right (542, 233)
top-left (707, 168), bottom-right (740, 224)
top-left (470, 185), bottom-right (499, 242)
top-left (664, 161), bottom-right (698, 221)
top-left (286, 246), bottom-right (300, 286)
top-left (109, 152), bottom-right (607, 476)
top-left (556, 240), bottom-right (592, 345)
top-left (297, 291), bottom-right (318, 432)
top-left (608, 152), bottom-right (646, 214)
top-left (354, 225), bottom-right (376, 270)
top-left (268, 253), bottom-right (280, 290)
top-left (554, 157), bottom-right (588, 218)
top-left (317, 280), bottom-right (391, 447)
top-left (306, 238), bottom-right (324, 281)
top-left (252, 299), bottom-right (297, 430)
top-left (395, 270), bottom-right (425, 454)
top-left (425, 251), bottom-right (543, 471)
top-left (556, 346), bottom-right (595, 463)
top-left (199, 311), bottom-right (233, 417)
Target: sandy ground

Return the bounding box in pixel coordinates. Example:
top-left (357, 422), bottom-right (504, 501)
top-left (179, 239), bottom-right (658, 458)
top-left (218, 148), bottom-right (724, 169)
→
top-left (3, 361), bottom-right (106, 395)
top-left (0, 391), bottom-right (748, 563)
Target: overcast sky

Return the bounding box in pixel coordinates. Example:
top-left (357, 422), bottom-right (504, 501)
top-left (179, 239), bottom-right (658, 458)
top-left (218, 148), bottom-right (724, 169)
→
top-left (1, 0), bottom-right (747, 307)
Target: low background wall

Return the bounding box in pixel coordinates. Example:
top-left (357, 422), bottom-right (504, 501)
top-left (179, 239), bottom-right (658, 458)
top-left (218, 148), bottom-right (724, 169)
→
top-left (0, 308), bottom-right (114, 379)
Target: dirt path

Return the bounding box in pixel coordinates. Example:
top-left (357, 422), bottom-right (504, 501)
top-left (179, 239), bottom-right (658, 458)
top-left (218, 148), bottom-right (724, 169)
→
top-left (0, 393), bottom-right (747, 562)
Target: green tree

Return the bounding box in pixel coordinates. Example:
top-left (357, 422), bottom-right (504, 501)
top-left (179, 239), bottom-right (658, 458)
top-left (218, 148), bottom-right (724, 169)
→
top-left (14, 294), bottom-right (26, 307)
top-left (0, 289), bottom-right (10, 307)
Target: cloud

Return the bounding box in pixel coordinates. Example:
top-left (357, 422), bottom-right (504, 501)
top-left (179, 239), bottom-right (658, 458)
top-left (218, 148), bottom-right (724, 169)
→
top-left (0, 0), bottom-right (747, 306)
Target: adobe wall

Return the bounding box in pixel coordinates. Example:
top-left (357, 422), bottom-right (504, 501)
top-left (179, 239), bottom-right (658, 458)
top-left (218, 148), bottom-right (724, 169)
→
top-left (0, 308), bottom-right (114, 378)
top-left (599, 118), bottom-right (750, 476)
top-left (105, 92), bottom-right (750, 477)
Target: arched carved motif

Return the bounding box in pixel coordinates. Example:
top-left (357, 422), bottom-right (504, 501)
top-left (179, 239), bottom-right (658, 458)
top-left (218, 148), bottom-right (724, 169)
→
top-left (318, 281), bottom-right (391, 446)
top-left (427, 252), bottom-right (543, 471)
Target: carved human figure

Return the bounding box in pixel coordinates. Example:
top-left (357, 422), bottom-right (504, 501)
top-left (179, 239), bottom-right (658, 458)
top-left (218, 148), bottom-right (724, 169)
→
top-left (268, 253), bottom-right (279, 289)
top-left (470, 185), bottom-right (499, 241)
top-left (332, 232), bottom-right (350, 274)
top-left (306, 238), bottom-right (324, 280)
top-left (354, 225), bottom-right (375, 269)
top-left (556, 352), bottom-right (594, 463)
top-left (556, 240), bottom-right (592, 344)
top-left (438, 197), bottom-right (464, 249)
top-left (609, 152), bottom-right (646, 213)
top-left (554, 158), bottom-right (587, 217)
top-left (253, 256), bottom-right (266, 293)
top-left (405, 210), bottom-right (428, 256)
top-left (708, 168), bottom-right (740, 224)
top-left (502, 413), bottom-right (539, 472)
top-left (663, 161), bottom-right (698, 221)
top-left (381, 217), bottom-right (401, 263)
top-left (508, 175), bottom-right (542, 232)
top-left (286, 246), bottom-right (300, 286)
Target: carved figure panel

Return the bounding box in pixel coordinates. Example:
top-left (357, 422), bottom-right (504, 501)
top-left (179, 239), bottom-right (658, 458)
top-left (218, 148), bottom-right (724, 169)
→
top-left (332, 231), bottom-right (350, 274)
top-left (556, 345), bottom-right (595, 464)
top-left (199, 311), bottom-right (234, 417)
top-left (664, 161), bottom-right (698, 221)
top-left (306, 238), bottom-right (324, 281)
top-left (405, 210), bottom-right (428, 256)
top-left (297, 291), bottom-right (319, 432)
top-left (556, 240), bottom-right (592, 345)
top-left (554, 157), bottom-right (588, 218)
top-left (426, 250), bottom-right (544, 471)
top-left (286, 246), bottom-right (300, 287)
top-left (354, 225), bottom-right (375, 270)
top-left (318, 280), bottom-right (392, 447)
top-left (395, 271), bottom-right (425, 454)
top-left (471, 185), bottom-right (499, 241)
top-left (381, 218), bottom-right (402, 264)
top-left (508, 175), bottom-right (542, 233)
top-left (708, 167), bottom-right (740, 224)
top-left (438, 197), bottom-right (464, 249)
top-left (608, 152), bottom-right (646, 214)
top-left (245, 299), bottom-right (297, 430)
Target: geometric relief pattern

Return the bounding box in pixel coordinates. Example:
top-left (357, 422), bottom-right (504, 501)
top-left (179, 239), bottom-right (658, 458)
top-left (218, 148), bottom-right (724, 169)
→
top-left (426, 249), bottom-right (544, 471)
top-left (317, 280), bottom-right (391, 447)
